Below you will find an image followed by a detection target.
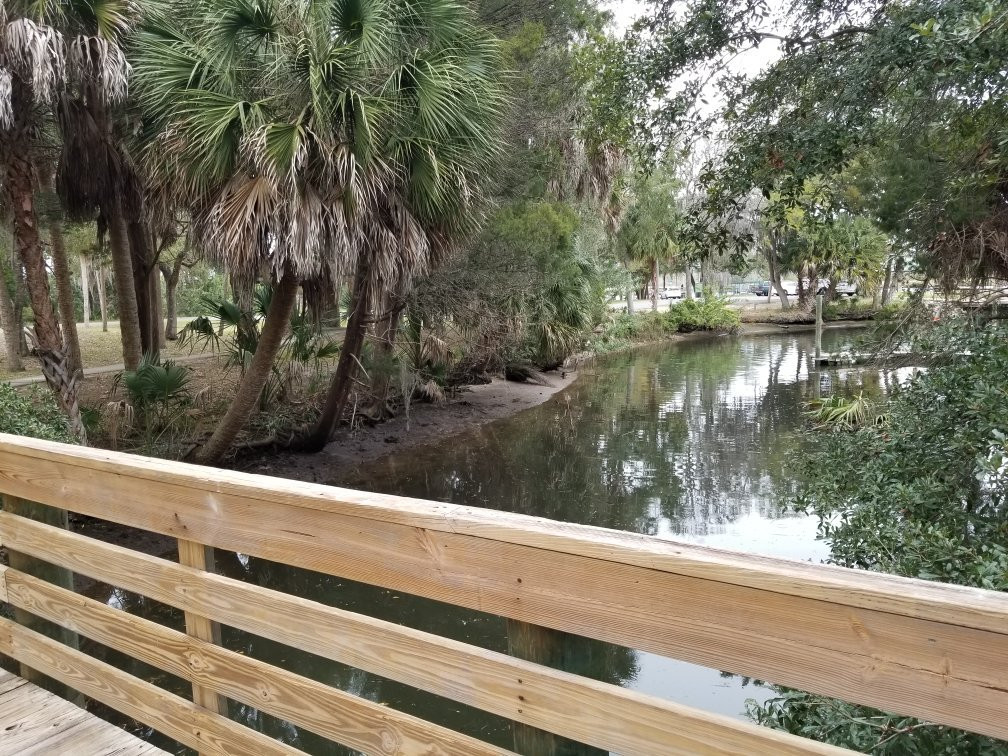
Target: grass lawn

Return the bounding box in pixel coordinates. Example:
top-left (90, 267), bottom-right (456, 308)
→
top-left (0, 319), bottom-right (200, 381)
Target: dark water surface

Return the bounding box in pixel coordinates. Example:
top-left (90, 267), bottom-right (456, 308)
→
top-left (101, 329), bottom-right (900, 754)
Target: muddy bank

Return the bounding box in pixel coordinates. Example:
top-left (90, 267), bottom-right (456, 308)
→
top-left (235, 370), bottom-right (581, 485)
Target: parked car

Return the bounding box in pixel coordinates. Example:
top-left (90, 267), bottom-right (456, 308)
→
top-left (753, 282), bottom-right (771, 296)
top-left (659, 286), bottom-right (684, 300)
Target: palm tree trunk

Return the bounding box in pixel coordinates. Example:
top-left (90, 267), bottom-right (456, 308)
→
top-left (7, 155), bottom-right (62, 355)
top-left (305, 257), bottom-right (372, 452)
top-left (127, 220), bottom-right (159, 359)
top-left (48, 209), bottom-right (83, 376)
top-left (14, 257), bottom-right (29, 356)
top-left (80, 254), bottom-right (91, 325)
top-left (194, 268), bottom-right (299, 465)
top-left (107, 205), bottom-right (142, 369)
top-left (0, 256), bottom-right (24, 372)
top-left (368, 284), bottom-right (405, 419)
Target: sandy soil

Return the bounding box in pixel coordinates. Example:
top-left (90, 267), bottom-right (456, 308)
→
top-left (234, 369), bottom-right (581, 484)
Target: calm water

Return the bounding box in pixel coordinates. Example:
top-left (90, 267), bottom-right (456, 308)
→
top-left (99, 329), bottom-right (898, 754)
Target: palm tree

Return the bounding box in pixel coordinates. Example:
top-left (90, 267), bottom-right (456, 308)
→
top-left (136, 0), bottom-right (503, 463)
top-left (0, 0), bottom-right (133, 422)
top-left (307, 8), bottom-right (505, 448)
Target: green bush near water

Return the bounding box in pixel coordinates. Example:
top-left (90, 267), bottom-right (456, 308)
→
top-left (665, 297), bottom-right (741, 334)
top-left (748, 322), bottom-right (1008, 752)
top-left (591, 297), bottom-right (740, 353)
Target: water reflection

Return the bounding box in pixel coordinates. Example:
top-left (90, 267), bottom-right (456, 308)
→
top-left (340, 330), bottom-right (865, 543)
top-left (91, 330), bottom-right (892, 754)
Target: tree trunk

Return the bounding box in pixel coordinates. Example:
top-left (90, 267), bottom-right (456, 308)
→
top-left (878, 255), bottom-right (895, 304)
top-left (193, 268), bottom-right (299, 465)
top-left (649, 259), bottom-right (658, 312)
top-left (161, 255), bottom-right (184, 341)
top-left (798, 264), bottom-right (817, 309)
top-left (368, 284), bottom-right (405, 419)
top-left (7, 157), bottom-right (62, 355)
top-left (127, 220), bottom-right (159, 359)
top-left (891, 258), bottom-right (907, 298)
top-left (684, 270), bottom-right (696, 301)
top-left (80, 254), bottom-right (91, 325)
top-left (153, 261), bottom-right (165, 350)
top-left (14, 258), bottom-right (29, 356)
top-left (767, 237), bottom-right (790, 310)
top-left (0, 256), bottom-right (24, 371)
top-left (826, 276), bottom-right (838, 304)
top-left (305, 258), bottom-right (373, 452)
top-left (107, 206), bottom-right (142, 368)
top-left (48, 207), bottom-right (82, 376)
top-left (96, 263), bottom-right (109, 332)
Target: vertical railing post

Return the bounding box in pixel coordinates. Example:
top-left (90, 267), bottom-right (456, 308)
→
top-left (177, 539), bottom-right (227, 723)
top-left (815, 293), bottom-right (823, 361)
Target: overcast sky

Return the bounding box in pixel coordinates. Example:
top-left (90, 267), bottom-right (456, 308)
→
top-left (603, 0), bottom-right (784, 103)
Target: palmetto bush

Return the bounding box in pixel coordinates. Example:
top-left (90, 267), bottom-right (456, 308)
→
top-left (179, 289), bottom-right (341, 409)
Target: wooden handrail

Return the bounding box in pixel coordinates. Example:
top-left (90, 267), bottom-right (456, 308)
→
top-left (0, 433), bottom-right (1006, 754)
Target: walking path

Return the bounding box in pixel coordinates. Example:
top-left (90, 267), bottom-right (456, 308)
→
top-left (4, 352), bottom-right (215, 387)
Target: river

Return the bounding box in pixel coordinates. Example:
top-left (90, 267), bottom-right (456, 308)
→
top-left (99, 328), bottom-right (898, 754)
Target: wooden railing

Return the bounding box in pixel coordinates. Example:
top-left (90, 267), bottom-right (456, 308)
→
top-left (0, 433), bottom-right (1006, 755)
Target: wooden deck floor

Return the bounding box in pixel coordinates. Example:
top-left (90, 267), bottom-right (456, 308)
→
top-left (0, 670), bottom-right (168, 755)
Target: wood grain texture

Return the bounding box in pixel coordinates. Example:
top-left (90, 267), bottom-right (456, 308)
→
top-left (0, 669), bottom-right (164, 755)
top-left (0, 618), bottom-right (301, 756)
top-left (4, 568), bottom-right (515, 756)
top-left (0, 534), bottom-right (851, 756)
top-left (0, 434), bottom-right (1003, 633)
top-left (1, 436), bottom-right (1008, 742)
top-left (2, 499), bottom-right (1007, 741)
top-left (176, 538), bottom-right (226, 720)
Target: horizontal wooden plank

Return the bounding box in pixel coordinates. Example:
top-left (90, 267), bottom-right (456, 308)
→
top-left (0, 529), bottom-right (849, 755)
top-left (0, 434), bottom-right (1003, 634)
top-left (2, 491), bottom-right (1008, 742)
top-left (0, 617), bottom-right (300, 756)
top-left (4, 568), bottom-right (515, 756)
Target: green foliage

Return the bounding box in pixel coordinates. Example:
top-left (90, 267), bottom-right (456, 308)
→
top-left (807, 394), bottom-right (881, 430)
top-left (590, 311), bottom-right (675, 353)
top-left (632, 0), bottom-right (1008, 286)
top-left (748, 691), bottom-right (1007, 755)
top-left (174, 263), bottom-right (229, 317)
top-left (178, 288), bottom-right (339, 408)
top-left (116, 353), bottom-right (195, 451)
top-left (748, 323), bottom-right (1008, 751)
top-left (122, 354), bottom-right (191, 411)
top-left (0, 384), bottom-right (75, 443)
top-left (665, 297), bottom-right (740, 334)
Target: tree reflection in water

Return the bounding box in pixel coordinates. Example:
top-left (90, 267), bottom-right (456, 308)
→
top-left (87, 331), bottom-right (894, 754)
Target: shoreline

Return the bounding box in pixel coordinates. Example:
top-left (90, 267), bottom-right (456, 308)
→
top-left (235, 370), bottom-right (582, 485)
top-left (237, 319), bottom-right (872, 485)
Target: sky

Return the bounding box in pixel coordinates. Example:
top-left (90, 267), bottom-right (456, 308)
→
top-left (602, 0), bottom-right (785, 113)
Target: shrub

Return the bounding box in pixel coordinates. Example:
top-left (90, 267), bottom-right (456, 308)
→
top-left (665, 297), bottom-right (741, 333)
top-left (0, 383), bottom-right (74, 443)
